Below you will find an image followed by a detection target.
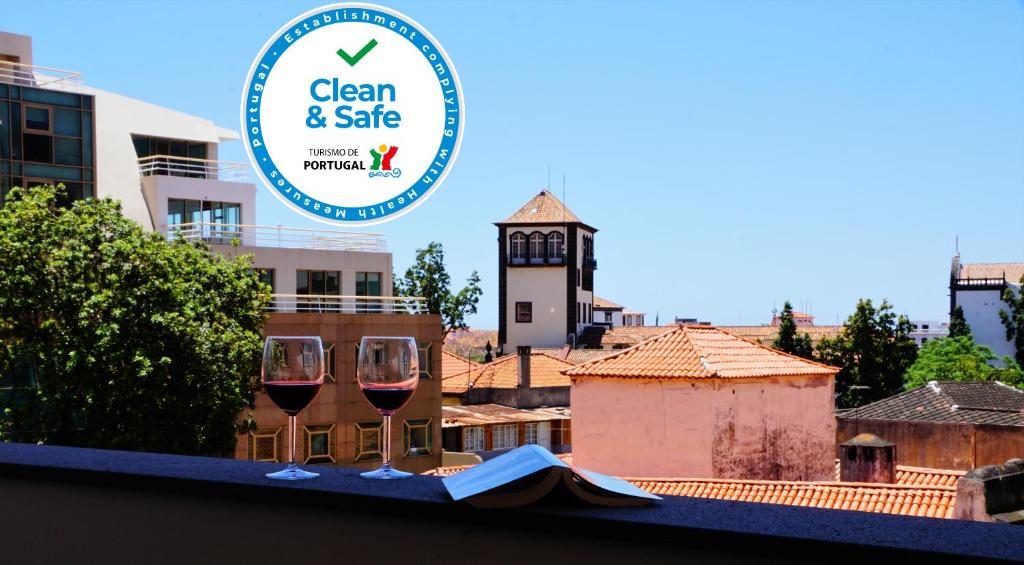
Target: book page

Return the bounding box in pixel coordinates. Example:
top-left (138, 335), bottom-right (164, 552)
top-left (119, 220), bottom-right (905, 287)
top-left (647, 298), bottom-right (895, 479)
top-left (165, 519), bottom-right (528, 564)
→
top-left (442, 445), bottom-right (567, 502)
top-left (571, 467), bottom-right (661, 502)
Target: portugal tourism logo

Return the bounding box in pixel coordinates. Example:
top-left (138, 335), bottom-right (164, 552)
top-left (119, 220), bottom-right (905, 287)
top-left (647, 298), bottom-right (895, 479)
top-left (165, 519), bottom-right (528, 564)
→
top-left (241, 3), bottom-right (464, 225)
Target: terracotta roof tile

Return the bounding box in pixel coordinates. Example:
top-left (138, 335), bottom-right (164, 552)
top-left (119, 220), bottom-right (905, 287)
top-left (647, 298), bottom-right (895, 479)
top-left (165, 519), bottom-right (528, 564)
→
top-left (442, 350), bottom-right (480, 382)
top-left (959, 262), bottom-right (1024, 284)
top-left (830, 460), bottom-right (965, 487)
top-left (593, 296), bottom-right (624, 310)
top-left (424, 462), bottom-right (957, 519)
top-left (497, 190), bottom-right (582, 225)
top-left (442, 352), bottom-right (574, 394)
top-left (566, 325), bottom-right (838, 380)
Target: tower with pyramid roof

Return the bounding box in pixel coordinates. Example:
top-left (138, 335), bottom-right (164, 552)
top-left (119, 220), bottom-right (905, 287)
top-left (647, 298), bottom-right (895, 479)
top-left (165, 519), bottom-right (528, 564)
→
top-left (495, 190), bottom-right (597, 354)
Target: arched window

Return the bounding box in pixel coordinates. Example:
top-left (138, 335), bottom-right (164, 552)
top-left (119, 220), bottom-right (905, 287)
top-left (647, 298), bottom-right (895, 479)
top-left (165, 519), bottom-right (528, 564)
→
top-left (529, 232), bottom-right (545, 263)
top-left (510, 232), bottom-right (526, 263)
top-left (547, 232), bottom-right (564, 263)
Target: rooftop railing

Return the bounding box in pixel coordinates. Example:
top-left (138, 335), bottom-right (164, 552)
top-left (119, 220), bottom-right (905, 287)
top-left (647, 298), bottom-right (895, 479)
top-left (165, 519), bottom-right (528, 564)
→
top-left (0, 61), bottom-right (84, 92)
top-left (138, 155), bottom-right (251, 182)
top-left (267, 294), bottom-right (425, 315)
top-left (166, 222), bottom-right (387, 253)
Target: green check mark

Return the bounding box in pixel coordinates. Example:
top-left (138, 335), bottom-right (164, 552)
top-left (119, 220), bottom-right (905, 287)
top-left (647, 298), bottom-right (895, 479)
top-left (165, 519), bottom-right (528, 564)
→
top-left (337, 39), bottom-right (378, 66)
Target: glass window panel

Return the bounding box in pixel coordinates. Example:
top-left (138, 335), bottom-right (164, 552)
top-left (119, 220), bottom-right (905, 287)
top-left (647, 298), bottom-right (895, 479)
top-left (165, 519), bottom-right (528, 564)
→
top-left (10, 104), bottom-right (20, 160)
top-left (53, 137), bottom-right (81, 166)
top-left (22, 87), bottom-right (80, 108)
top-left (187, 142), bottom-right (207, 159)
top-left (169, 140), bottom-right (187, 157)
top-left (184, 199), bottom-right (202, 224)
top-left (0, 102), bottom-right (9, 159)
top-left (225, 203), bottom-right (240, 226)
top-left (296, 271), bottom-right (310, 295)
top-left (24, 164), bottom-right (79, 181)
top-left (82, 96), bottom-right (92, 110)
top-left (82, 183), bottom-right (93, 199)
top-left (156, 138), bottom-right (169, 156)
top-left (404, 419), bottom-right (432, 457)
top-left (25, 106), bottom-right (50, 131)
top-left (325, 271), bottom-right (340, 295)
top-left (81, 113), bottom-right (93, 166)
top-left (367, 272), bottom-right (381, 296)
top-left (167, 199), bottom-right (184, 226)
top-left (132, 135), bottom-right (150, 158)
top-left (53, 108), bottom-right (81, 136)
top-left (310, 270), bottom-right (326, 294)
top-left (22, 133), bottom-right (51, 162)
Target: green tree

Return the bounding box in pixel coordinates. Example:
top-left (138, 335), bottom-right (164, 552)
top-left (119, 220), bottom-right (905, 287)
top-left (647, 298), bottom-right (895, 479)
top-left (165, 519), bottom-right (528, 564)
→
top-left (395, 242), bottom-right (482, 340)
top-left (948, 305), bottom-right (971, 339)
top-left (816, 299), bottom-right (918, 408)
top-left (903, 336), bottom-right (1023, 390)
top-left (772, 301), bottom-right (814, 359)
top-left (999, 275), bottom-right (1024, 367)
top-left (0, 185), bottom-right (269, 455)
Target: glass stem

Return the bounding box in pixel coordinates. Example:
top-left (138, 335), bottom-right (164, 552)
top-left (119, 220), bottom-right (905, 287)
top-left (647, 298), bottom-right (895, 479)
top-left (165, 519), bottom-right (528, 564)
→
top-left (289, 414), bottom-right (297, 467)
top-left (382, 414), bottom-right (392, 471)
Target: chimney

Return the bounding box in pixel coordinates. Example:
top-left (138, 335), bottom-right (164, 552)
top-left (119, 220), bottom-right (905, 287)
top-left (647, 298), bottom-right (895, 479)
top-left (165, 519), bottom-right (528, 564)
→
top-left (517, 346), bottom-right (531, 387)
top-left (838, 433), bottom-right (896, 483)
top-left (953, 458), bottom-right (1024, 523)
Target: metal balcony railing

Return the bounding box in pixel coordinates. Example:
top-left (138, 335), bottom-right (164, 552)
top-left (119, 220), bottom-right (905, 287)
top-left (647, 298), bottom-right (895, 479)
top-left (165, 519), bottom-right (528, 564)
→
top-left (166, 222), bottom-right (387, 252)
top-left (0, 61), bottom-right (84, 92)
top-left (138, 155), bottom-right (251, 182)
top-left (267, 294), bottom-right (425, 314)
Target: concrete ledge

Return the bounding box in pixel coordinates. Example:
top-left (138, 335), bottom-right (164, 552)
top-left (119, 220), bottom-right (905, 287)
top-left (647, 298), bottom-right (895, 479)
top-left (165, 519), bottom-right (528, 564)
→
top-left (0, 443), bottom-right (1021, 563)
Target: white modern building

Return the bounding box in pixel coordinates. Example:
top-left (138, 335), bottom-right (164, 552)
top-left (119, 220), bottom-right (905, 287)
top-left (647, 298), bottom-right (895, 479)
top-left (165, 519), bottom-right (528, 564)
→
top-left (0, 31), bottom-right (400, 313)
top-left (908, 321), bottom-right (949, 348)
top-left (593, 296), bottom-right (646, 328)
top-left (949, 254), bottom-right (1023, 359)
top-left (496, 190), bottom-right (597, 353)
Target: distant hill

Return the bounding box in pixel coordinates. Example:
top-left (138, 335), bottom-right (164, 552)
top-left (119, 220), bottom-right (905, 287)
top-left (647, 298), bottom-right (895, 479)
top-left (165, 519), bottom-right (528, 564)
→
top-left (445, 329), bottom-right (498, 362)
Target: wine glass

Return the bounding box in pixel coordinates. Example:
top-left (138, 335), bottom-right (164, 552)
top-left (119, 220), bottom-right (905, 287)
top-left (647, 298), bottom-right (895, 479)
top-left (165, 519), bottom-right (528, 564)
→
top-left (357, 336), bottom-right (419, 479)
top-left (262, 336), bottom-right (325, 480)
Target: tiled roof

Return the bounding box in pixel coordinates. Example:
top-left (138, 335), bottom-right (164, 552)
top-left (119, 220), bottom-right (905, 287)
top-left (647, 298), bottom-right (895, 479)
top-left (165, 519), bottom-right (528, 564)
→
top-left (426, 460), bottom-right (957, 519)
top-left (566, 325), bottom-right (838, 380)
top-left (598, 324), bottom-right (843, 349)
top-left (442, 350), bottom-right (480, 382)
top-left (629, 478), bottom-right (956, 519)
top-left (442, 404), bottom-right (570, 427)
top-left (532, 347), bottom-right (619, 365)
top-left (598, 325), bottom-right (677, 346)
top-left (896, 466), bottom-right (965, 488)
top-left (839, 381), bottom-right (1024, 426)
top-left (497, 190), bottom-right (582, 225)
top-left (959, 262), bottom-right (1024, 284)
top-left (593, 296), bottom-right (624, 310)
top-left (442, 351), bottom-right (574, 394)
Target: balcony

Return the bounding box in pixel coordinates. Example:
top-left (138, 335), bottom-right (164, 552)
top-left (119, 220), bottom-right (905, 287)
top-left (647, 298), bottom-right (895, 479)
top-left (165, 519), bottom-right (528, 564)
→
top-left (267, 294), bottom-right (425, 314)
top-left (0, 61), bottom-right (84, 92)
top-left (0, 442), bottom-right (1019, 563)
top-left (138, 155), bottom-right (251, 182)
top-left (167, 222), bottom-right (387, 253)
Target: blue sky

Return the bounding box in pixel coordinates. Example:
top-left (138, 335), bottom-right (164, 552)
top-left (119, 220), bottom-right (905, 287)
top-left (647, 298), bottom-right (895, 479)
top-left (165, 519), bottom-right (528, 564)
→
top-left (4, 1), bottom-right (1022, 328)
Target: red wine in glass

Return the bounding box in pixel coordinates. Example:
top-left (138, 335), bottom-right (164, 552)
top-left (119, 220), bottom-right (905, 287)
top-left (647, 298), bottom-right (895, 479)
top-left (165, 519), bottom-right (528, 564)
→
top-left (262, 336), bottom-right (325, 481)
top-left (357, 336), bottom-right (419, 479)
top-left (264, 381), bottom-right (323, 416)
top-left (360, 386), bottom-right (415, 414)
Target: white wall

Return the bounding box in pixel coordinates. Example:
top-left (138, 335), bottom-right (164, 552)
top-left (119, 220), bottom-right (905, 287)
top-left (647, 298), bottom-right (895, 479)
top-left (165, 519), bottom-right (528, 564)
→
top-left (958, 287), bottom-right (1019, 359)
top-left (214, 244), bottom-right (393, 297)
top-left (141, 175), bottom-right (256, 232)
top-left (506, 267), bottom-right (567, 349)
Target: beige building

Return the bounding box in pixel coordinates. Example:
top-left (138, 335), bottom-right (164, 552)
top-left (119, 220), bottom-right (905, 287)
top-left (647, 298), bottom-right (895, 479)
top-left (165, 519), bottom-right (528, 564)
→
top-left (566, 325), bottom-right (839, 480)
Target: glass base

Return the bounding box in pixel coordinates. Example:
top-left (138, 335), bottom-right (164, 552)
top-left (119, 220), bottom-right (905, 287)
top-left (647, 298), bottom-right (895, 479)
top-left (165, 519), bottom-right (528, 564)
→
top-left (266, 463), bottom-right (319, 481)
top-left (361, 465), bottom-right (413, 480)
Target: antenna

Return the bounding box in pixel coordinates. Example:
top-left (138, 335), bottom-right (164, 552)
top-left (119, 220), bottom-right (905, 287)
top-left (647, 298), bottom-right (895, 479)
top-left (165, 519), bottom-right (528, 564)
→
top-left (955, 234), bottom-right (959, 255)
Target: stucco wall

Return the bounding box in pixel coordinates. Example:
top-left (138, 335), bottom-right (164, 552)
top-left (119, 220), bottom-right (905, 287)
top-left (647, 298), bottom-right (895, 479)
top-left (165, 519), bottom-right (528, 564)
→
top-left (836, 418), bottom-right (1024, 471)
top-left (465, 386), bottom-right (569, 409)
top-left (956, 287), bottom-right (1018, 359)
top-left (506, 267), bottom-right (568, 349)
top-left (571, 376), bottom-right (835, 480)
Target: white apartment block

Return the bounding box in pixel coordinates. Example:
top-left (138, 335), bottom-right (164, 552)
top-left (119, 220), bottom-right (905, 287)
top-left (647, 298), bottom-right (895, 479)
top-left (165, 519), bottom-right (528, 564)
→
top-left (949, 254), bottom-right (1023, 359)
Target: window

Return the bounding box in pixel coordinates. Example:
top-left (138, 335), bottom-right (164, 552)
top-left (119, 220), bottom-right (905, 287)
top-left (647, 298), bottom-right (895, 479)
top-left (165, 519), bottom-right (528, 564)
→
top-left (418, 341), bottom-right (433, 379)
top-left (547, 232), bottom-right (563, 263)
top-left (22, 133), bottom-right (51, 162)
top-left (577, 302), bottom-right (581, 323)
top-left (296, 270), bottom-right (341, 312)
top-left (509, 232), bottom-right (527, 264)
top-left (529, 232), bottom-right (545, 263)
top-left (492, 424), bottom-right (518, 450)
top-left (355, 422), bottom-right (383, 461)
top-left (356, 271), bottom-right (382, 313)
top-left (24, 105), bottom-right (50, 132)
top-left (248, 427), bottom-right (282, 462)
top-left (302, 424), bottom-right (336, 464)
top-left (323, 341), bottom-right (336, 382)
top-left (922, 324), bottom-right (930, 330)
top-left (132, 135), bottom-right (209, 179)
top-left (463, 426), bottom-right (485, 452)
top-left (604, 311), bottom-right (612, 322)
top-left (166, 198), bottom-right (241, 240)
top-left (254, 268), bottom-right (275, 291)
top-left (524, 423), bottom-right (538, 445)
top-left (404, 418), bottom-right (433, 457)
top-left (516, 302), bottom-right (532, 323)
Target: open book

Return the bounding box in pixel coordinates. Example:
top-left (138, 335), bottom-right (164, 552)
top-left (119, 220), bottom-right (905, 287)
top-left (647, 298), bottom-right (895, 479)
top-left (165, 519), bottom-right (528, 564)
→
top-left (441, 445), bottom-right (660, 508)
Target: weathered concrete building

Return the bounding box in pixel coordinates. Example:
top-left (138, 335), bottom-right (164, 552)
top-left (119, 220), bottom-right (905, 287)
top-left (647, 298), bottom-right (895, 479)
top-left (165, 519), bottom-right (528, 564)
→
top-left (441, 346), bottom-right (573, 408)
top-left (837, 381), bottom-right (1024, 471)
top-left (567, 325), bottom-right (839, 480)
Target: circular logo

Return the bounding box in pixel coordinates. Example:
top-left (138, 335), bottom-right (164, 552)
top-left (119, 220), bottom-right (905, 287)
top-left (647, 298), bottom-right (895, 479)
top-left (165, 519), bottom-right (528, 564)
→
top-left (241, 3), bottom-right (464, 225)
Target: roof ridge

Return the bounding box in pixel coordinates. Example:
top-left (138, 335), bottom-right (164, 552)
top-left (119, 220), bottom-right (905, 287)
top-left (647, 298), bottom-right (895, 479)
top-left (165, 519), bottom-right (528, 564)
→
top-left (706, 325), bottom-right (841, 373)
top-left (896, 465), bottom-right (965, 476)
top-left (679, 326), bottom-right (716, 378)
top-left (442, 349), bottom-right (480, 367)
top-left (564, 326), bottom-right (683, 376)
